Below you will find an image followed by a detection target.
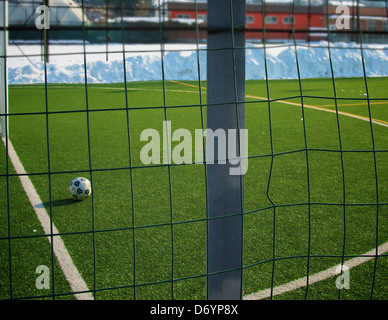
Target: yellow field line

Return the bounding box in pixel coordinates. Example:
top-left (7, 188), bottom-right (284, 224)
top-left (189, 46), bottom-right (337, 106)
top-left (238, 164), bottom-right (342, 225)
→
top-left (171, 79), bottom-right (388, 127)
top-left (246, 93), bottom-right (388, 127)
top-left (320, 101), bottom-right (387, 107)
top-left (169, 81), bottom-right (388, 299)
top-left (170, 80), bottom-right (207, 91)
top-left (172, 79), bottom-right (388, 126)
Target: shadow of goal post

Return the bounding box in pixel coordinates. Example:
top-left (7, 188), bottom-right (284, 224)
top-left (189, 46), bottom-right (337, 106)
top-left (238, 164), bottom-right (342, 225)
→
top-left (206, 0), bottom-right (246, 300)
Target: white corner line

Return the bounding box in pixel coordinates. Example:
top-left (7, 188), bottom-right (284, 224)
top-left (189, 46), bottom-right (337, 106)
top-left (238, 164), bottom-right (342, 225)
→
top-left (244, 241), bottom-right (388, 300)
top-left (243, 94), bottom-right (388, 299)
top-left (2, 137), bottom-right (93, 300)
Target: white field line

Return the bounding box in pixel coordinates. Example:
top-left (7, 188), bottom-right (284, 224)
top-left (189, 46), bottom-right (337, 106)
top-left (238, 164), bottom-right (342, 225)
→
top-left (244, 94), bottom-right (388, 299)
top-left (243, 94), bottom-right (388, 299)
top-left (5, 82), bottom-right (387, 300)
top-left (244, 241), bottom-right (388, 300)
top-left (2, 137), bottom-right (93, 300)
top-left (171, 81), bottom-right (388, 300)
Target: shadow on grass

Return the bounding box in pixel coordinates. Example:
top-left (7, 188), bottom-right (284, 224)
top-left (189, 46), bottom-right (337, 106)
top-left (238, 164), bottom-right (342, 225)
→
top-left (35, 198), bottom-right (76, 209)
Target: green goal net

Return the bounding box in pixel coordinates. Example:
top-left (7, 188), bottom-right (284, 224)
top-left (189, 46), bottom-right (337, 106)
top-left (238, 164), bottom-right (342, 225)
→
top-left (0, 0), bottom-right (387, 301)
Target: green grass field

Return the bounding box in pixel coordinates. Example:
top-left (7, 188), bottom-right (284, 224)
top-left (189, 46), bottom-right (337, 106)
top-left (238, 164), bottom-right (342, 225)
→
top-left (1, 77), bottom-right (387, 300)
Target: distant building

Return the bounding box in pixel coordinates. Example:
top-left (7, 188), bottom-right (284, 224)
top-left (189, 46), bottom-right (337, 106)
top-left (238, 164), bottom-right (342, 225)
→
top-left (7, 0), bottom-right (388, 43)
top-left (8, 0), bottom-right (90, 42)
top-left (8, 0), bottom-right (89, 26)
top-left (326, 4), bottom-right (388, 42)
top-left (159, 1), bottom-right (325, 41)
top-left (158, 1), bottom-right (388, 42)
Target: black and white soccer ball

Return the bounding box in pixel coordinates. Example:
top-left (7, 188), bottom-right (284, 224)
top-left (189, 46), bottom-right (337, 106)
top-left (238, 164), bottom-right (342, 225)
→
top-left (69, 177), bottom-right (92, 201)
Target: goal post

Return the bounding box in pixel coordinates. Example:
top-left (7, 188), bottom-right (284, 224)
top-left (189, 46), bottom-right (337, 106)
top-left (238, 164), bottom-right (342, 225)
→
top-left (206, 0), bottom-right (246, 300)
top-left (0, 0), bottom-right (8, 139)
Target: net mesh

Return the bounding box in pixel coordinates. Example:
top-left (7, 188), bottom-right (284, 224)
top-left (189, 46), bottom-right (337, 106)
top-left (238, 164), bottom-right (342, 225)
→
top-left (0, 0), bottom-right (388, 300)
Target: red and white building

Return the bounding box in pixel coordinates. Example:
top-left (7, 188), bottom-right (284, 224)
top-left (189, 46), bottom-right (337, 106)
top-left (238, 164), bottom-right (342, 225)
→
top-left (158, 2), bottom-right (325, 41)
top-left (157, 1), bottom-right (388, 42)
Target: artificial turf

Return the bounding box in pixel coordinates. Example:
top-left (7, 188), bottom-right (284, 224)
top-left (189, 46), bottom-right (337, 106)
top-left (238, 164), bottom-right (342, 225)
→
top-left (0, 77), bottom-right (387, 299)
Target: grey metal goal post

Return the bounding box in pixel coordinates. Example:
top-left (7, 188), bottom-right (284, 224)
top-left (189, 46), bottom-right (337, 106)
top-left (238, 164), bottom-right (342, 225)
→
top-left (206, 0), bottom-right (246, 300)
top-left (0, 0), bottom-right (8, 139)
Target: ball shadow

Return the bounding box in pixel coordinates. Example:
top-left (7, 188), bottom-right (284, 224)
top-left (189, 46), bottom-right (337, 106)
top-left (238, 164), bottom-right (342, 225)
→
top-left (35, 198), bottom-right (75, 209)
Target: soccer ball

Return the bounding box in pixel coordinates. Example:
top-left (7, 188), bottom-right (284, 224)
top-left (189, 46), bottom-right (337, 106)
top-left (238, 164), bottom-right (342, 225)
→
top-left (69, 177), bottom-right (92, 201)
